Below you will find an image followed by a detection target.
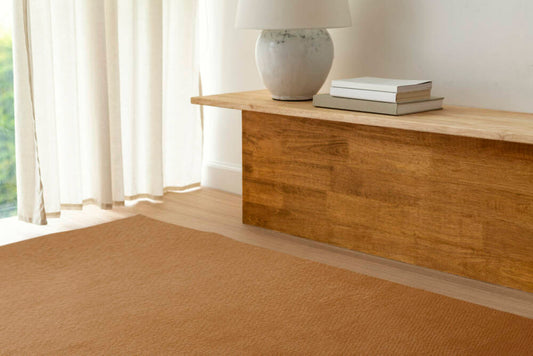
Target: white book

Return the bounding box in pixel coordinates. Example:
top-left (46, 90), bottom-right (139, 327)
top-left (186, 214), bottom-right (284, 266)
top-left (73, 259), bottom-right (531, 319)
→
top-left (331, 77), bottom-right (432, 93)
top-left (330, 86), bottom-right (431, 103)
top-left (313, 94), bottom-right (444, 116)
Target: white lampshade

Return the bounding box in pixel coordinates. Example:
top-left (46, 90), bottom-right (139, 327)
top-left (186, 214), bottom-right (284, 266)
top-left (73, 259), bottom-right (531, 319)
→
top-left (235, 0), bottom-right (352, 30)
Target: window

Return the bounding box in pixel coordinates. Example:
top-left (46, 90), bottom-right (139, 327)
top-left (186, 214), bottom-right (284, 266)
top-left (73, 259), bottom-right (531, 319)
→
top-left (0, 1), bottom-right (15, 218)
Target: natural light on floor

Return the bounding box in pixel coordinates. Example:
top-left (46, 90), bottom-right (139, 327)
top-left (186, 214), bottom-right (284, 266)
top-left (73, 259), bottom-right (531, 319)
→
top-left (0, 0), bottom-right (15, 218)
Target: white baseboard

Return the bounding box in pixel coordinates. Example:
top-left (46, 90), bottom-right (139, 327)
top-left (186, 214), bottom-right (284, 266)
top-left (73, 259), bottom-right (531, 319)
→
top-left (202, 161), bottom-right (242, 195)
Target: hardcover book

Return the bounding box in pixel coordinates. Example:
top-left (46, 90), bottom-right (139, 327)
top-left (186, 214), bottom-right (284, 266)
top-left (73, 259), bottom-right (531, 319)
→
top-left (331, 77), bottom-right (432, 93)
top-left (330, 87), bottom-right (431, 103)
top-left (313, 94), bottom-right (444, 116)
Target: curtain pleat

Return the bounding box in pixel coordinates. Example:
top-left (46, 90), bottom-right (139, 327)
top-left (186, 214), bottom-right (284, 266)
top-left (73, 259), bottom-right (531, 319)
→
top-left (49, 0), bottom-right (83, 207)
top-left (119, 0), bottom-right (165, 198)
top-left (12, 0), bottom-right (47, 224)
top-left (162, 0), bottom-right (203, 187)
top-left (104, 0), bottom-right (125, 205)
top-left (12, 0), bottom-right (202, 223)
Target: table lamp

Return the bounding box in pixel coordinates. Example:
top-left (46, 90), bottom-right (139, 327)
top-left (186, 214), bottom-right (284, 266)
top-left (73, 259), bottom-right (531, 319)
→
top-left (235, 0), bottom-right (351, 101)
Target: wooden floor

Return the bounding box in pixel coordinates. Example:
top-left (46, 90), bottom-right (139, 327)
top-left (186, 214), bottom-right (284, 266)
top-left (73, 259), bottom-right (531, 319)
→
top-left (2, 188), bottom-right (532, 318)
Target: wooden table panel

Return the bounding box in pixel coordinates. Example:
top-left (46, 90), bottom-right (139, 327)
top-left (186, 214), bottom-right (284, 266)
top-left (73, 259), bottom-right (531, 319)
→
top-left (192, 90), bottom-right (533, 144)
top-left (242, 110), bottom-right (533, 292)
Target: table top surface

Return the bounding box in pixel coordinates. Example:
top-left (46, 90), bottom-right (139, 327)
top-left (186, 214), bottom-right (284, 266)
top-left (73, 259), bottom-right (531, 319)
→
top-left (191, 90), bottom-right (533, 145)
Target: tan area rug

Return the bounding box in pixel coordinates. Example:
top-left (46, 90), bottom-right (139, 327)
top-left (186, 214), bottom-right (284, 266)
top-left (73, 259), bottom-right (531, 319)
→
top-left (0, 215), bottom-right (532, 355)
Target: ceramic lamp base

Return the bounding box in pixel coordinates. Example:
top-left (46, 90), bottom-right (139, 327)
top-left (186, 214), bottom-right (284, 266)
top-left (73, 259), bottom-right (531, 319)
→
top-left (255, 29), bottom-right (334, 101)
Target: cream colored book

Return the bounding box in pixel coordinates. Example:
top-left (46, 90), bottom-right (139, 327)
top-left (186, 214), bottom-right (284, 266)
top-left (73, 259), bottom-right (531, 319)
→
top-left (330, 87), bottom-right (431, 103)
top-left (331, 77), bottom-right (432, 93)
top-left (313, 94), bottom-right (443, 116)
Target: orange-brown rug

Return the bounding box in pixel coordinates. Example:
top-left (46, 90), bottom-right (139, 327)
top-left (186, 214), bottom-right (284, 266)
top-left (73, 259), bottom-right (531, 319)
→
top-left (0, 215), bottom-right (532, 355)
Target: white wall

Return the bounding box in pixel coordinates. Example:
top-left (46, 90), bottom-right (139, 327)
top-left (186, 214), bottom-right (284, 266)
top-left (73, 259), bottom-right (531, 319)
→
top-left (198, 0), bottom-right (261, 194)
top-left (199, 0), bottom-right (533, 194)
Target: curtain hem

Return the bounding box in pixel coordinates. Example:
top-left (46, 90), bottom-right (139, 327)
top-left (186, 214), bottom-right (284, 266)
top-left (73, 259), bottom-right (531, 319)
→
top-left (44, 182), bottom-right (202, 217)
top-left (18, 214), bottom-right (47, 225)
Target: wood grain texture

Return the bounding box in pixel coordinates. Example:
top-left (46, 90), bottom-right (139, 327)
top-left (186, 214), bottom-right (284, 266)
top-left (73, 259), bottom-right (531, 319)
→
top-left (191, 90), bottom-right (533, 144)
top-left (242, 110), bottom-right (533, 293)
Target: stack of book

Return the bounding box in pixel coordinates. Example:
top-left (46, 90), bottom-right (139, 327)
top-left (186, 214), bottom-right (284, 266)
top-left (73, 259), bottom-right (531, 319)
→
top-left (313, 77), bottom-right (444, 116)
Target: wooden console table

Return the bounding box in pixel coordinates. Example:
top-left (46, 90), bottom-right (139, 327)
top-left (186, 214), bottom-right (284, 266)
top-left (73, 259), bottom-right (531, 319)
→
top-left (192, 90), bottom-right (533, 293)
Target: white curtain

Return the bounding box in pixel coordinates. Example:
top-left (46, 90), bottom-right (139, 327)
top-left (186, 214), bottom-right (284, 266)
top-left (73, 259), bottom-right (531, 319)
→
top-left (12, 0), bottom-right (202, 224)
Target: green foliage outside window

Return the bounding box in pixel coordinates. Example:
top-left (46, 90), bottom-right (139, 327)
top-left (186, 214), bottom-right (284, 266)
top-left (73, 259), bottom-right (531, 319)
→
top-left (0, 33), bottom-right (16, 218)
